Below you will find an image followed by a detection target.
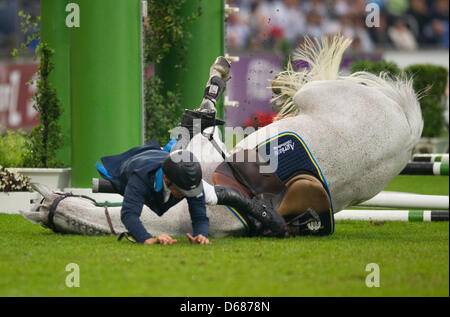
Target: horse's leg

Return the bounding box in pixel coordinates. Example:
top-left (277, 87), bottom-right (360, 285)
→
top-left (178, 57), bottom-right (230, 145)
top-left (277, 174), bottom-right (331, 218)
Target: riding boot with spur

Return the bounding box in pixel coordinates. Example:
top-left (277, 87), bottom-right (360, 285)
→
top-left (214, 186), bottom-right (287, 237)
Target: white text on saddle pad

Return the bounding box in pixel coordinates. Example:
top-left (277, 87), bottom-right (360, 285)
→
top-left (274, 140), bottom-right (295, 156)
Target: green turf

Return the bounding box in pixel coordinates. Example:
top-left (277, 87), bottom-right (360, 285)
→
top-left (0, 175), bottom-right (448, 297)
top-left (383, 175), bottom-right (449, 195)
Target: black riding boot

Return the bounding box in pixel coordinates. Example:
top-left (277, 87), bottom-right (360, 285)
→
top-left (214, 186), bottom-right (287, 237)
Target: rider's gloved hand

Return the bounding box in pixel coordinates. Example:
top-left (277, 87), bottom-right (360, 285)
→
top-left (144, 234), bottom-right (178, 245)
top-left (186, 233), bottom-right (211, 245)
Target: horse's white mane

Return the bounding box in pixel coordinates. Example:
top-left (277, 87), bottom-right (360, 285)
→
top-left (271, 34), bottom-right (423, 150)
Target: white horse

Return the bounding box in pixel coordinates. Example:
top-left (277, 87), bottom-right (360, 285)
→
top-left (21, 36), bottom-right (423, 238)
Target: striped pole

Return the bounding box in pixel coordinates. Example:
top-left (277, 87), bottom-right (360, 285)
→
top-left (412, 154), bottom-right (449, 164)
top-left (358, 191), bottom-right (449, 209)
top-left (335, 209), bottom-right (449, 222)
top-left (400, 162), bottom-right (449, 176)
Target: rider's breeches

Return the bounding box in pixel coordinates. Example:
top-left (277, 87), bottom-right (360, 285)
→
top-left (202, 180), bottom-right (218, 205)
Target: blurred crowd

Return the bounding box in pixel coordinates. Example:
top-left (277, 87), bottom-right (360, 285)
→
top-left (226, 0), bottom-right (449, 52)
top-left (1, 0), bottom-right (448, 59)
top-left (0, 0), bottom-right (40, 58)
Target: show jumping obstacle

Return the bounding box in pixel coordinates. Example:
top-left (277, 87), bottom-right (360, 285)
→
top-left (401, 162), bottom-right (449, 176)
top-left (335, 209), bottom-right (449, 222)
top-left (412, 153), bottom-right (449, 164)
top-left (357, 191), bottom-right (448, 209)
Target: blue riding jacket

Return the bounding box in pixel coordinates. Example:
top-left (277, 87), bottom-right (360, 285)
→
top-left (96, 139), bottom-right (209, 243)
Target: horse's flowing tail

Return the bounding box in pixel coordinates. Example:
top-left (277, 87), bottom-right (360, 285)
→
top-left (293, 36), bottom-right (353, 82)
top-left (343, 71), bottom-right (424, 151)
top-left (271, 35), bottom-right (352, 119)
top-left (272, 35), bottom-right (423, 150)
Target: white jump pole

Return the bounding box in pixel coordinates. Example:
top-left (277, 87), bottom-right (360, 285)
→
top-left (357, 191), bottom-right (449, 209)
top-left (401, 162), bottom-right (449, 176)
top-left (335, 209), bottom-right (448, 222)
top-left (413, 154), bottom-right (449, 164)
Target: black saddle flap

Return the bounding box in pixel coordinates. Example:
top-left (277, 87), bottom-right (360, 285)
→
top-left (223, 149), bottom-right (287, 210)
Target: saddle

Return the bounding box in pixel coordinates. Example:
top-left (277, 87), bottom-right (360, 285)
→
top-left (213, 149), bottom-right (287, 210)
top-left (213, 149), bottom-right (331, 235)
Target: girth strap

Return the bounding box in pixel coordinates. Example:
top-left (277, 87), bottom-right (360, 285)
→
top-left (103, 206), bottom-right (116, 235)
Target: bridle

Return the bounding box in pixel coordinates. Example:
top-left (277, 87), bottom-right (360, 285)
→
top-left (42, 192), bottom-right (136, 243)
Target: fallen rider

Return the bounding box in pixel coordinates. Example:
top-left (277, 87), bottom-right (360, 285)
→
top-left (94, 57), bottom-right (287, 245)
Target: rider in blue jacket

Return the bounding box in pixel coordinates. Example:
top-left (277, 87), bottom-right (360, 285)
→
top-left (97, 141), bottom-right (210, 245)
top-left (95, 57), bottom-right (286, 245)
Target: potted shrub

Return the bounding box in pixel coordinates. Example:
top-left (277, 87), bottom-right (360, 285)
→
top-left (6, 11), bottom-right (71, 189)
top-left (0, 128), bottom-right (70, 190)
top-left (0, 166), bottom-right (39, 214)
top-left (0, 129), bottom-right (29, 168)
top-left (6, 43), bottom-right (71, 189)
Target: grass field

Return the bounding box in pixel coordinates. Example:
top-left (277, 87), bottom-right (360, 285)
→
top-left (0, 175), bottom-right (448, 297)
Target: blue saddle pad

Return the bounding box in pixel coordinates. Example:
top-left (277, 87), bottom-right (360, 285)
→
top-left (255, 131), bottom-right (335, 234)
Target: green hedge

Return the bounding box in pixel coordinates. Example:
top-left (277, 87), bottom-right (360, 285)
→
top-left (10, 13), bottom-right (65, 168)
top-left (404, 64), bottom-right (448, 138)
top-left (143, 1), bottom-right (201, 146)
top-left (350, 60), bottom-right (402, 78)
top-left (144, 76), bottom-right (180, 146)
top-left (0, 130), bottom-right (30, 167)
top-left (350, 60), bottom-right (448, 138)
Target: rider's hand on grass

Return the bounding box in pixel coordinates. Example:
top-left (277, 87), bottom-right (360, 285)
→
top-left (186, 233), bottom-right (211, 245)
top-left (144, 234), bottom-right (177, 245)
